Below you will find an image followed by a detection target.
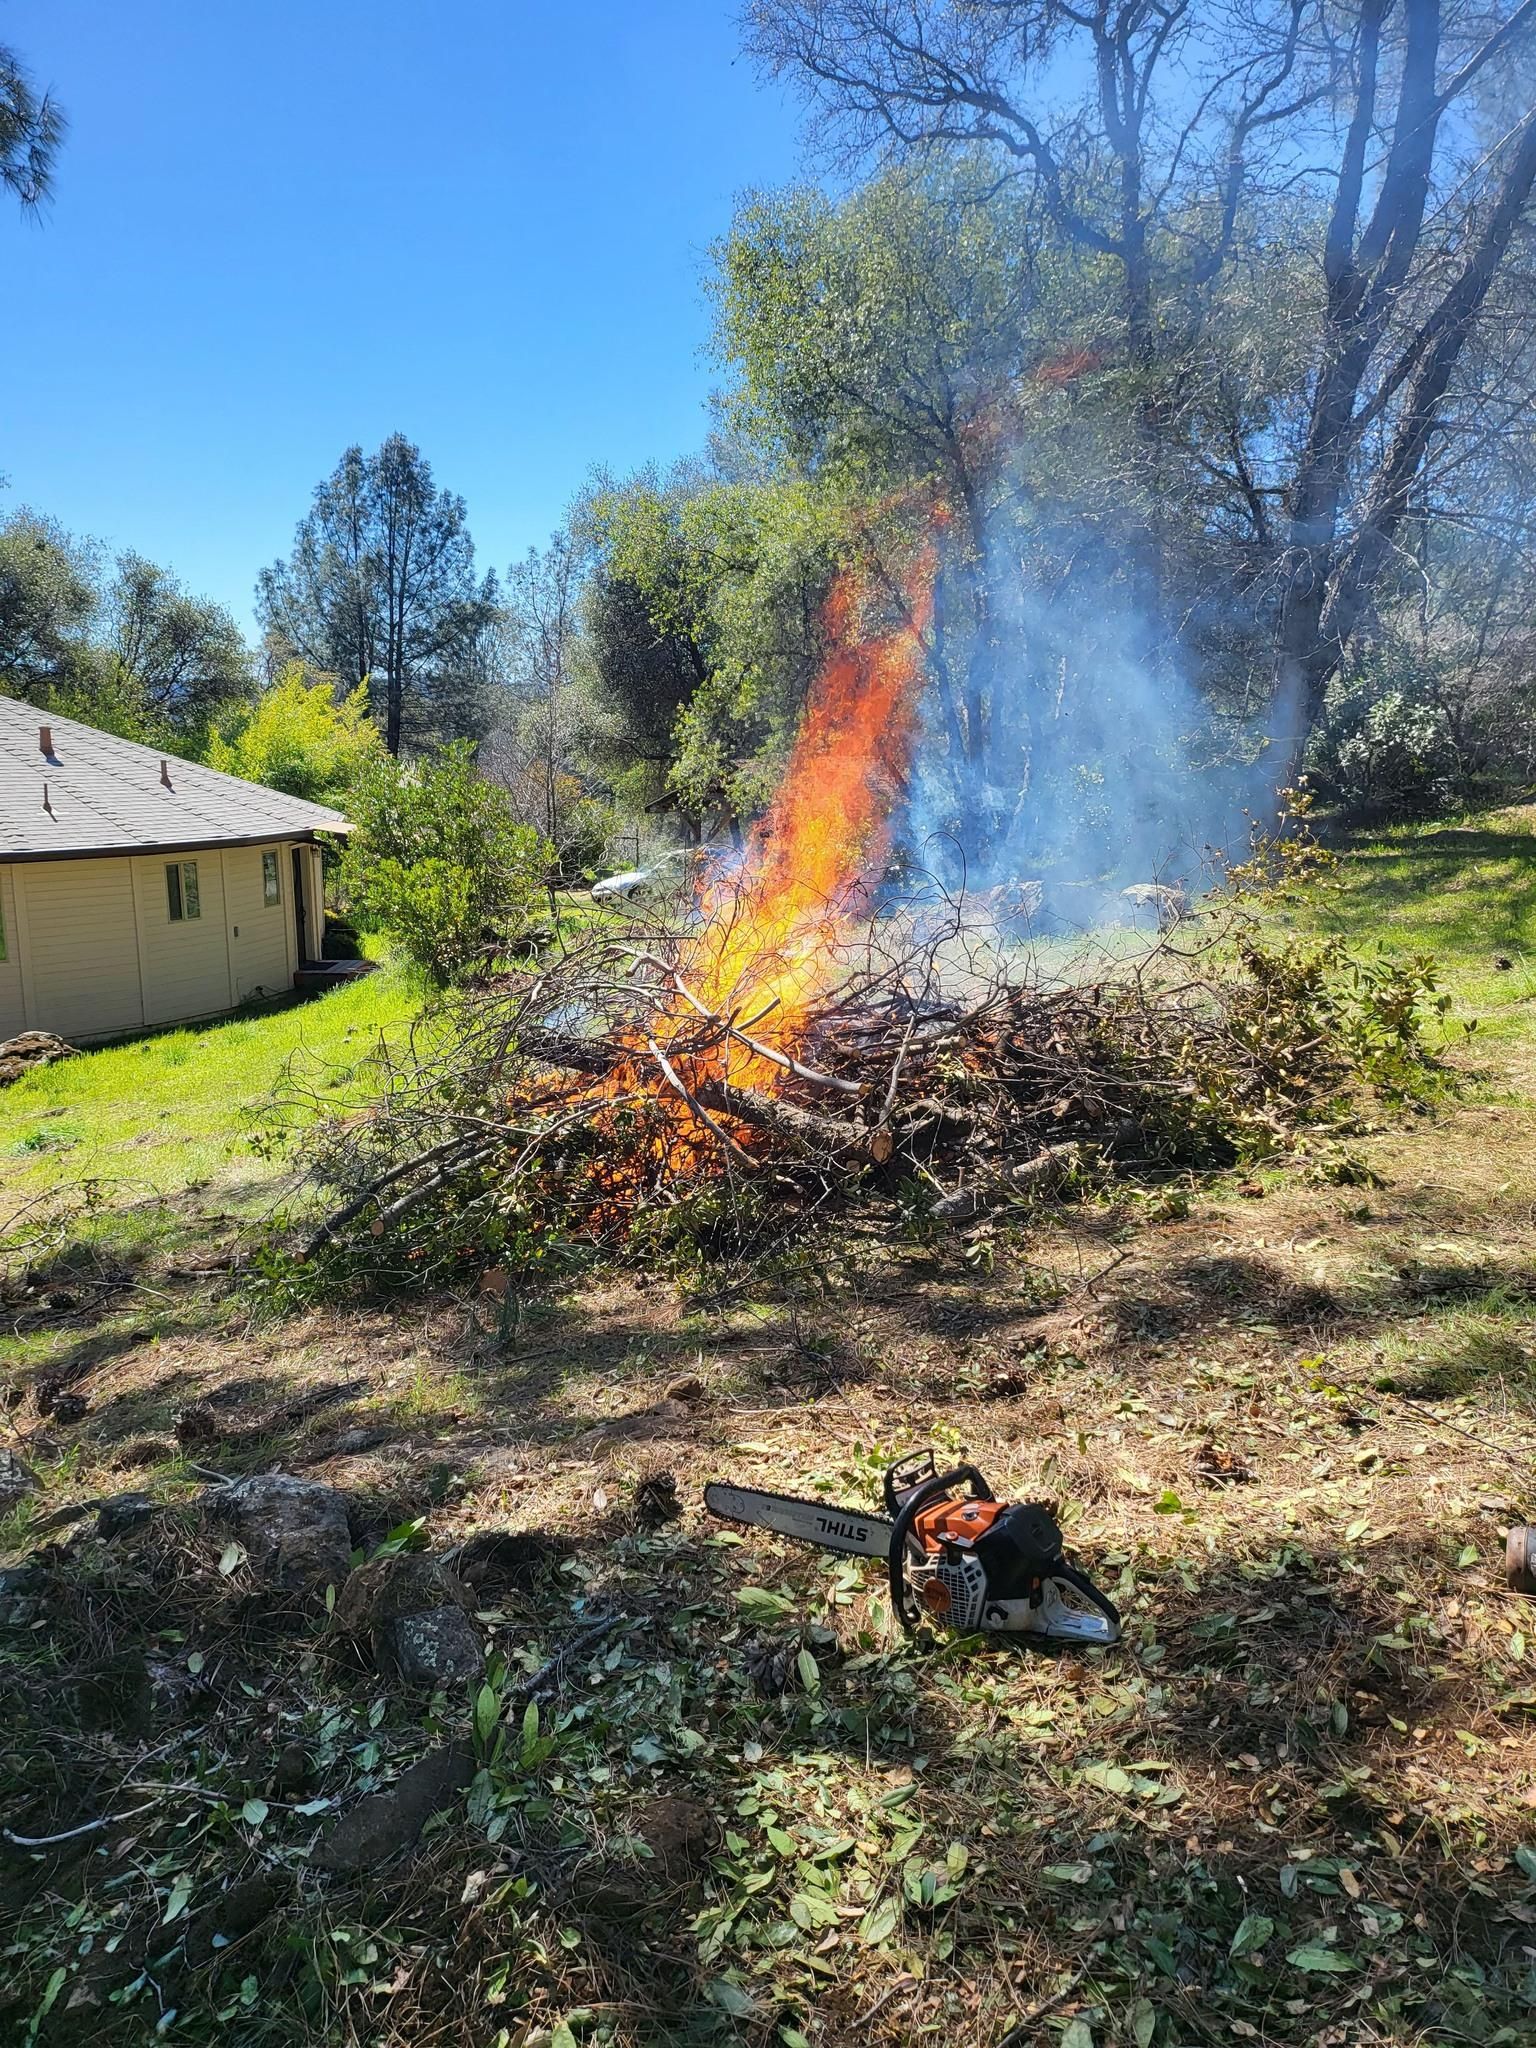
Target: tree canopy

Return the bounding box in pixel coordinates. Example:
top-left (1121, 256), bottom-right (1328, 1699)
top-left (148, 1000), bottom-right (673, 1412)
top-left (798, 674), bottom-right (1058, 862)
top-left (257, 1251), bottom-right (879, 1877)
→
top-left (0, 39), bottom-right (63, 213)
top-left (257, 436), bottom-right (500, 756)
top-left (744, 0), bottom-right (1536, 763)
top-left (0, 509), bottom-right (254, 748)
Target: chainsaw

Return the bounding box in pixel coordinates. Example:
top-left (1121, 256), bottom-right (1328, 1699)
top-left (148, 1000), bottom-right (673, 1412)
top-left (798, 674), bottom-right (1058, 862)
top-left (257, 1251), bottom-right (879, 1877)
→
top-left (705, 1449), bottom-right (1121, 1646)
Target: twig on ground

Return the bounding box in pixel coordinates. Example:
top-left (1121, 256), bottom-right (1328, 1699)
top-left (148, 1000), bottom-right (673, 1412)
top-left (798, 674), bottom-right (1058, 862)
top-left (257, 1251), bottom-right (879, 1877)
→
top-left (2, 1803), bottom-right (158, 1848)
top-left (857, 1972), bottom-right (918, 2025)
top-left (512, 1612), bottom-right (626, 1707)
top-left (995, 1966), bottom-right (1089, 2048)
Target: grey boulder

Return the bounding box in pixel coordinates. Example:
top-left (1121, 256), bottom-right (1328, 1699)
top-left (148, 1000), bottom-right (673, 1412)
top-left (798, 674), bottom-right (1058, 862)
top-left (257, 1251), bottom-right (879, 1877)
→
top-left (209, 1473), bottom-right (352, 1589)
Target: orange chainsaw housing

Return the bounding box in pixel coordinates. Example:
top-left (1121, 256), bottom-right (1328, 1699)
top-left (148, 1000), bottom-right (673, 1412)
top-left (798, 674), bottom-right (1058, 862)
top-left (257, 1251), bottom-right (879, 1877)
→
top-left (911, 1496), bottom-right (1005, 1548)
top-left (908, 1496), bottom-right (1010, 1616)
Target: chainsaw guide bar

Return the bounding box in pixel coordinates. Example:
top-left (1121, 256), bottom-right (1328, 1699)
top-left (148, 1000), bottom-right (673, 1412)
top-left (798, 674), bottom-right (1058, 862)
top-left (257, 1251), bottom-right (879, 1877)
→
top-left (704, 1482), bottom-right (894, 1559)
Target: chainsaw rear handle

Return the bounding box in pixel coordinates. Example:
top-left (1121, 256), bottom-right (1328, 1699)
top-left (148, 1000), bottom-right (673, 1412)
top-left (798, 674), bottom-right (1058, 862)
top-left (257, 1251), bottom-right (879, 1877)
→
top-left (887, 1460), bottom-right (993, 1631)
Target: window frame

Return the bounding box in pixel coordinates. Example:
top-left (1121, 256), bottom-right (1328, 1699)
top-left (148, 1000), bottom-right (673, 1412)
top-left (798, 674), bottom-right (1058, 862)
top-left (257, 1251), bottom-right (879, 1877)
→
top-left (262, 849), bottom-right (281, 907)
top-left (165, 860), bottom-right (201, 922)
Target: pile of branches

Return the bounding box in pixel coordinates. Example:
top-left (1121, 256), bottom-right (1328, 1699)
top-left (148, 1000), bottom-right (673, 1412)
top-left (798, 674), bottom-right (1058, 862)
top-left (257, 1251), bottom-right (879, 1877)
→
top-left (281, 896), bottom-right (1429, 1288)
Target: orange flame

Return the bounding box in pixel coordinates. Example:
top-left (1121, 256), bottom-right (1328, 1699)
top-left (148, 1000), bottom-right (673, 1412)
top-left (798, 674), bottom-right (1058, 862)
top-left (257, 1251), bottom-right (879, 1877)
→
top-left (691, 538), bottom-right (935, 1034)
top-left (574, 516), bottom-right (941, 1218)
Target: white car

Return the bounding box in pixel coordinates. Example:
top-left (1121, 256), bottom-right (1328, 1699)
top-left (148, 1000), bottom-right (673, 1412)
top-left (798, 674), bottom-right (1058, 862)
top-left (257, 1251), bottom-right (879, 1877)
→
top-left (590, 849), bottom-right (689, 903)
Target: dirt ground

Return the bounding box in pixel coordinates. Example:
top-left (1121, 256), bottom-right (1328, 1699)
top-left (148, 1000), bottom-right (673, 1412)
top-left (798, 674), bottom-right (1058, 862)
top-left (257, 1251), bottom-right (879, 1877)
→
top-left (4, 1019), bottom-right (1536, 2045)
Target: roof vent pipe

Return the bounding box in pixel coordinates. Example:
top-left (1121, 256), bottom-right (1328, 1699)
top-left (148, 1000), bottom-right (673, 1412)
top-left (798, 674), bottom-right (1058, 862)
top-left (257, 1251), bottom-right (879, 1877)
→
top-left (38, 724), bottom-right (52, 757)
top-left (160, 758), bottom-right (173, 789)
top-left (42, 783), bottom-right (53, 815)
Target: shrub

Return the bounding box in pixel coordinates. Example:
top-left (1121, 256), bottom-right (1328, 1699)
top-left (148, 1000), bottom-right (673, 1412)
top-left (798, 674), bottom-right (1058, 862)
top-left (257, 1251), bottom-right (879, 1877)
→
top-left (206, 664), bottom-right (381, 806)
top-left (1309, 644), bottom-right (1461, 816)
top-left (338, 744), bottom-right (550, 984)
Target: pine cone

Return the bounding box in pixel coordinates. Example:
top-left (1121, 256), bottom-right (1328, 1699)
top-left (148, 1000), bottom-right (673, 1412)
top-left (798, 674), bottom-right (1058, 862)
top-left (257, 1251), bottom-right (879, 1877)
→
top-left (635, 1470), bottom-right (681, 1529)
top-left (742, 1633), bottom-right (795, 1697)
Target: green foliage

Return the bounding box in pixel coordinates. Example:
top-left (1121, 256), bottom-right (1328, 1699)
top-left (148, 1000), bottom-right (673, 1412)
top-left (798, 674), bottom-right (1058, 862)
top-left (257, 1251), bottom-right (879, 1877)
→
top-left (0, 508), bottom-right (97, 694)
top-left (713, 168), bottom-right (1049, 489)
top-left (0, 509), bottom-right (253, 747)
top-left (584, 467), bottom-right (842, 826)
top-left (1229, 927), bottom-right (1445, 1102)
top-left (206, 664), bottom-right (381, 805)
top-left (338, 744), bottom-right (550, 985)
top-left (1309, 643), bottom-right (1464, 816)
top-left (0, 39), bottom-right (63, 214)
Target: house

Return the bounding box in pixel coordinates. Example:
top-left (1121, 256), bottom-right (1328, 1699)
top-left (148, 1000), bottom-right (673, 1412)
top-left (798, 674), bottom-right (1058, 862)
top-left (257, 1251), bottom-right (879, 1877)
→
top-left (0, 696), bottom-right (350, 1041)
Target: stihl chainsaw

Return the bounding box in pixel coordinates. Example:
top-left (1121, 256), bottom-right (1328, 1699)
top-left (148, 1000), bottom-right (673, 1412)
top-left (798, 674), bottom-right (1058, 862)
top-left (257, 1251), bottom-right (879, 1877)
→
top-left (705, 1449), bottom-right (1121, 1645)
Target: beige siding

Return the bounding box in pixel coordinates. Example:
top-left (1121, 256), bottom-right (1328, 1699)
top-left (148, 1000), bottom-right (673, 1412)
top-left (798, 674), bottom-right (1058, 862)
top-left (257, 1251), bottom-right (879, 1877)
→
top-left (0, 868), bottom-right (25, 1037)
top-left (131, 851), bottom-right (232, 1028)
top-left (17, 857), bottom-right (144, 1038)
top-left (224, 844), bottom-right (294, 1000)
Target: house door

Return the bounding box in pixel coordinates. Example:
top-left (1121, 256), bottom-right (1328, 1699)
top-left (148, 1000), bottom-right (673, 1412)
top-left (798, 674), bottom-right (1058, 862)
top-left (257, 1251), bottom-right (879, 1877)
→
top-left (291, 848), bottom-right (309, 962)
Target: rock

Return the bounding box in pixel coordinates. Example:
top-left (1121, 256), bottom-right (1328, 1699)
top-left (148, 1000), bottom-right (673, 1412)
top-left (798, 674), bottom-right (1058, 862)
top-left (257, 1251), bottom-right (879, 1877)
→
top-left (381, 1604), bottom-right (484, 1686)
top-left (0, 1030), bottom-right (77, 1085)
top-left (1119, 881), bottom-right (1189, 929)
top-left (208, 1472), bottom-right (352, 1589)
top-left (931, 1188), bottom-right (982, 1224)
top-left (313, 1744), bottom-right (474, 1873)
top-left (331, 1553), bottom-right (468, 1631)
top-left (331, 1553), bottom-right (483, 1684)
top-left (0, 1563), bottom-right (46, 1628)
top-left (0, 1447), bottom-right (38, 1513)
top-left (97, 1491), bottom-right (158, 1540)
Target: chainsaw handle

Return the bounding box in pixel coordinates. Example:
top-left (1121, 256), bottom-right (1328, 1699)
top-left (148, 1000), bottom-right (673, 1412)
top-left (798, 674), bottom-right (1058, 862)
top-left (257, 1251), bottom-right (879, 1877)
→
top-left (888, 1465), bottom-right (989, 1631)
top-left (883, 1451), bottom-right (993, 1518)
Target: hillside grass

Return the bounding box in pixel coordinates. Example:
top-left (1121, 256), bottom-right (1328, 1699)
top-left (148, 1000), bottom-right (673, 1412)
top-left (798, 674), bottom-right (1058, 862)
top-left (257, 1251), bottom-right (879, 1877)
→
top-left (1303, 802), bottom-right (1536, 1043)
top-left (0, 952), bottom-right (425, 1264)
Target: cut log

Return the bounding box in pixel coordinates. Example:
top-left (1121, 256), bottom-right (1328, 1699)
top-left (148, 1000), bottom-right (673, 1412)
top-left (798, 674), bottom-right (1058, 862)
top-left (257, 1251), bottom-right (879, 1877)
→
top-left (693, 1081), bottom-right (862, 1157)
top-left (1006, 1141), bottom-right (1083, 1195)
top-left (516, 1026), bottom-right (625, 1077)
top-left (930, 1141), bottom-right (1084, 1226)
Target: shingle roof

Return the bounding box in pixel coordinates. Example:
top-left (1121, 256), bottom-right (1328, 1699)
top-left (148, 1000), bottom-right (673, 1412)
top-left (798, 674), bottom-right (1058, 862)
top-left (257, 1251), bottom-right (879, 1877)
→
top-left (0, 696), bottom-right (351, 861)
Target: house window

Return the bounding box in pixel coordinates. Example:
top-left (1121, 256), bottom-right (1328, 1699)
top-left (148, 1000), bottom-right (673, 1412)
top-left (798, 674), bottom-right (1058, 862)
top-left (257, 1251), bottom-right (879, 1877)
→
top-left (166, 860), bottom-right (201, 921)
top-left (262, 849), bottom-right (281, 906)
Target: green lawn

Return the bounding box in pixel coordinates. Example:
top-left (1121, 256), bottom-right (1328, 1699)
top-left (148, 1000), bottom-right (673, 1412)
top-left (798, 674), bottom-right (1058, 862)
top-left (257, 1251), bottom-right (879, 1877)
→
top-left (0, 955), bottom-right (424, 1257)
top-left (1301, 803), bottom-right (1536, 1042)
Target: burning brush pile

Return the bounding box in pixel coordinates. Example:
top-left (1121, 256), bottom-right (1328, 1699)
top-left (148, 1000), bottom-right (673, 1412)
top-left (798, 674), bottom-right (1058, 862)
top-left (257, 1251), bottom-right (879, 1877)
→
top-left (289, 543), bottom-right (1434, 1289)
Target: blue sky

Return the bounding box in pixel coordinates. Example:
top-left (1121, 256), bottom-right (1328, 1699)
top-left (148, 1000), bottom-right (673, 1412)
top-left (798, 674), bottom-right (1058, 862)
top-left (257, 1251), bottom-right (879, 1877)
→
top-left (2, 0), bottom-right (804, 635)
